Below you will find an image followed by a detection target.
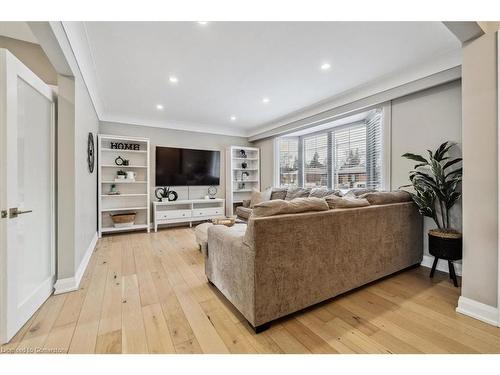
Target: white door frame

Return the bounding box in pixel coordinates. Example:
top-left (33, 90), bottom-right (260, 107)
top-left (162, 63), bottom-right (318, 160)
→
top-left (497, 30), bottom-right (500, 328)
top-left (0, 49), bottom-right (56, 343)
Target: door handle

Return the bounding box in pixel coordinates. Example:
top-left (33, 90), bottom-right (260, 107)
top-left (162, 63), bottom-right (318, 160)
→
top-left (9, 207), bottom-right (33, 218)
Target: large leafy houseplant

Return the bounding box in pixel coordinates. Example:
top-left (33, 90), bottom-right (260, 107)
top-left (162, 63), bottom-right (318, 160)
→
top-left (402, 141), bottom-right (463, 286)
top-left (402, 141), bottom-right (462, 232)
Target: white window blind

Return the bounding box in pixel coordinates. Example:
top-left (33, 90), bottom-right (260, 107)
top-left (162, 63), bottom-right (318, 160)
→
top-left (332, 124), bottom-right (367, 190)
top-left (366, 110), bottom-right (383, 190)
top-left (303, 134), bottom-right (328, 188)
top-left (278, 137), bottom-right (299, 187)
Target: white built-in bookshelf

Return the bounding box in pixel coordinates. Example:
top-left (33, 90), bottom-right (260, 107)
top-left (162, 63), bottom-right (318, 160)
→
top-left (225, 146), bottom-right (260, 216)
top-left (98, 134), bottom-right (150, 237)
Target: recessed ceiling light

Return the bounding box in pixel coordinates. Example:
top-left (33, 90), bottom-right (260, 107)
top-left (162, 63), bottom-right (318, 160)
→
top-left (169, 76), bottom-right (178, 84)
top-left (262, 97), bottom-right (270, 104)
top-left (230, 116), bottom-right (237, 121)
top-left (197, 21), bottom-right (209, 25)
top-left (320, 63), bottom-right (331, 70)
top-left (156, 104), bottom-right (164, 110)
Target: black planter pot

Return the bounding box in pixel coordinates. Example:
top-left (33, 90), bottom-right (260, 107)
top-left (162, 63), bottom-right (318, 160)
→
top-left (428, 230), bottom-right (462, 287)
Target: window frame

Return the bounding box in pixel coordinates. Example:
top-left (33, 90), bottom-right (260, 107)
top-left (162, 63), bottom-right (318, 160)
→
top-left (274, 103), bottom-right (392, 191)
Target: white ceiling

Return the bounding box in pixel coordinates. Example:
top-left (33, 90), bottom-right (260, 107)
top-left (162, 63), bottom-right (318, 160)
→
top-left (68, 22), bottom-right (461, 137)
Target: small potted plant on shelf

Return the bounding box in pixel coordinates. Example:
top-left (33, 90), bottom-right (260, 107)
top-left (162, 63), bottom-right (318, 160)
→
top-left (402, 141), bottom-right (463, 286)
top-left (108, 183), bottom-right (119, 195)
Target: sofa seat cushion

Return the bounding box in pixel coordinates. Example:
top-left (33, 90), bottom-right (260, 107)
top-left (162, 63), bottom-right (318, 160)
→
top-left (309, 187), bottom-right (342, 198)
top-left (284, 187), bottom-right (311, 201)
top-left (236, 206), bottom-right (252, 220)
top-left (324, 195), bottom-right (370, 209)
top-left (359, 190), bottom-right (412, 205)
top-left (252, 197), bottom-right (329, 217)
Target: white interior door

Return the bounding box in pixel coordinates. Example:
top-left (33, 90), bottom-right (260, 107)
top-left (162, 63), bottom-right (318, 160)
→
top-left (0, 49), bottom-right (55, 344)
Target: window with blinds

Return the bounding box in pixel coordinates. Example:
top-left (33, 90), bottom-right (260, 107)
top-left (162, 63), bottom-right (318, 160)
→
top-left (278, 137), bottom-right (299, 187)
top-left (276, 109), bottom-right (383, 190)
top-left (303, 134), bottom-right (328, 188)
top-left (332, 124), bottom-right (367, 190)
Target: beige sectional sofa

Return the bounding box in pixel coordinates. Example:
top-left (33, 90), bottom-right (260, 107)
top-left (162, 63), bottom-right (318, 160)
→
top-left (205, 196), bottom-right (423, 332)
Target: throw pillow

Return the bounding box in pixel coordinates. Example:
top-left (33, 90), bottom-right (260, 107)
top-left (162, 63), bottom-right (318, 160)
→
top-left (262, 187), bottom-right (273, 201)
top-left (309, 187), bottom-right (342, 198)
top-left (359, 190), bottom-right (412, 205)
top-left (284, 187), bottom-right (311, 201)
top-left (324, 195), bottom-right (370, 209)
top-left (252, 197), bottom-right (329, 217)
top-left (249, 189), bottom-right (264, 208)
top-left (270, 187), bottom-right (288, 200)
top-left (249, 188), bottom-right (273, 208)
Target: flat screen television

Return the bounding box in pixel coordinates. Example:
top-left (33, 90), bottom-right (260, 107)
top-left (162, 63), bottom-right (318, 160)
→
top-left (155, 146), bottom-right (220, 186)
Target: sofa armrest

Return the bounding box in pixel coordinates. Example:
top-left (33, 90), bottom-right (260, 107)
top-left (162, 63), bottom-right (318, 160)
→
top-left (205, 225), bottom-right (256, 324)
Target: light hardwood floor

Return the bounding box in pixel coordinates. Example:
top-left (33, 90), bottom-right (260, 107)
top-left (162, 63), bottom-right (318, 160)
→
top-left (2, 228), bottom-right (500, 354)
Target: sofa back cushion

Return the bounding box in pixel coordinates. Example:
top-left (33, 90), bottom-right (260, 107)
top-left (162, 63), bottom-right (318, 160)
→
top-left (346, 188), bottom-right (377, 197)
top-left (252, 197), bottom-right (329, 217)
top-left (324, 195), bottom-right (370, 209)
top-left (359, 190), bottom-right (412, 205)
top-left (309, 187), bottom-right (342, 198)
top-left (284, 187), bottom-right (311, 201)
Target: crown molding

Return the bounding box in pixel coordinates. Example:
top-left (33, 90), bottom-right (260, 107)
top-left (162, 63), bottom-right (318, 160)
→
top-left (100, 115), bottom-right (248, 138)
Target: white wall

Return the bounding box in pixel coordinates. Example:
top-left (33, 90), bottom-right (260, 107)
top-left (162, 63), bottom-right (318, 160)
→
top-left (254, 80), bottom-right (463, 258)
top-left (74, 78), bottom-right (99, 268)
top-left (391, 80), bottom-right (462, 256)
top-left (255, 137), bottom-right (275, 190)
top-left (100, 121), bottom-right (250, 203)
top-left (0, 35), bottom-right (57, 85)
top-left (460, 27), bottom-right (498, 310)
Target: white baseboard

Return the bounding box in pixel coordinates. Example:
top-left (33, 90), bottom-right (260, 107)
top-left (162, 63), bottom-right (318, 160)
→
top-left (456, 296), bottom-right (499, 326)
top-left (420, 254), bottom-right (462, 276)
top-left (54, 232), bottom-right (98, 295)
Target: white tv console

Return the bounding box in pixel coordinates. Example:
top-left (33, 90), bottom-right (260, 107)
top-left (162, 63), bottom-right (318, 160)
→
top-left (153, 198), bottom-right (225, 232)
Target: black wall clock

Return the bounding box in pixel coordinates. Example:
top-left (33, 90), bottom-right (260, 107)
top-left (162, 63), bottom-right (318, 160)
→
top-left (87, 132), bottom-right (95, 173)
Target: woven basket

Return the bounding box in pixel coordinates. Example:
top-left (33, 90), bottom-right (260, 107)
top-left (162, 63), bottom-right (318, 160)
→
top-left (110, 213), bottom-right (136, 227)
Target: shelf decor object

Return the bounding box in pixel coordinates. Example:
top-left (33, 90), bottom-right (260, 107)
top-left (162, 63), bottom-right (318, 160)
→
top-left (225, 146), bottom-right (260, 216)
top-left (87, 132), bottom-right (95, 173)
top-left (98, 134), bottom-right (150, 236)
